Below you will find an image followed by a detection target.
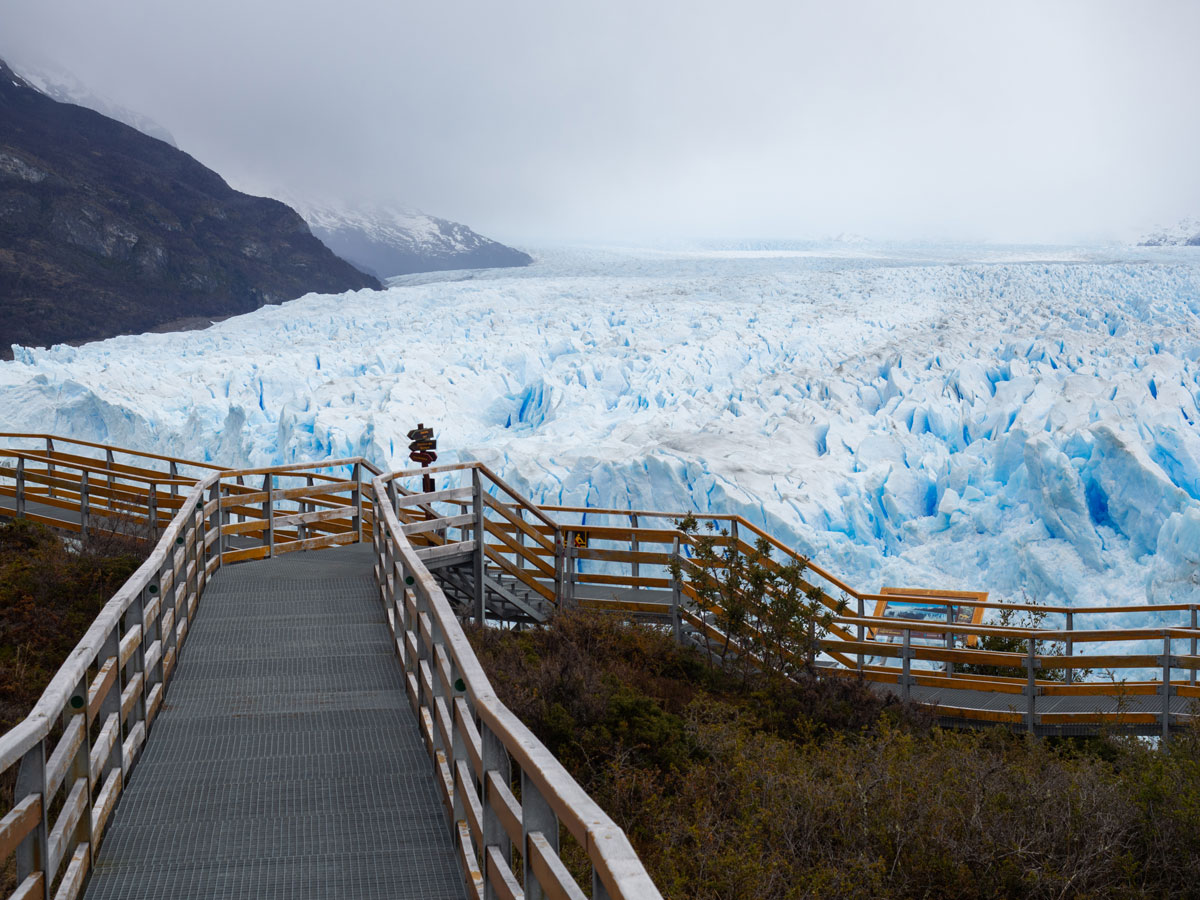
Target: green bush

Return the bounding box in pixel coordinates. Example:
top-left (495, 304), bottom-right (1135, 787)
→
top-left (471, 608), bottom-right (1200, 900)
top-left (0, 519), bottom-right (146, 731)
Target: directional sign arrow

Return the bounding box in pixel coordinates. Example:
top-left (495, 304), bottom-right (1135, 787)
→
top-left (408, 439), bottom-right (437, 452)
top-left (410, 450), bottom-right (438, 466)
top-left (407, 426), bottom-right (434, 442)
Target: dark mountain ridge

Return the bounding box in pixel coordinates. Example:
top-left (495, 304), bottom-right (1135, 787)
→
top-left (0, 59), bottom-right (380, 357)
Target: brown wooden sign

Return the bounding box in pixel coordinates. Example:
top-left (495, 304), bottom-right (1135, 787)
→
top-left (407, 423), bottom-right (438, 467)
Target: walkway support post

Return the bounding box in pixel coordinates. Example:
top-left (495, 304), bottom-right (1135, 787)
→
top-left (1025, 639), bottom-right (1037, 735)
top-left (670, 536), bottom-right (683, 644)
top-left (45, 437), bottom-right (54, 499)
top-left (263, 473), bottom-right (274, 557)
top-left (15, 455), bottom-right (24, 518)
top-left (352, 463), bottom-right (363, 543)
top-left (147, 484), bottom-right (158, 542)
top-left (522, 769), bottom-right (558, 900)
top-left (856, 594), bottom-right (865, 677)
top-left (208, 483), bottom-right (221, 568)
top-left (553, 528), bottom-right (565, 607)
top-left (472, 468), bottom-right (485, 624)
top-left (943, 603), bottom-right (954, 677)
top-left (1191, 606), bottom-right (1197, 687)
top-left (900, 627), bottom-right (912, 702)
top-left (564, 530), bottom-right (576, 608)
top-left (480, 724), bottom-right (511, 900)
top-left (1065, 611), bottom-right (1074, 685)
top-left (14, 742), bottom-right (48, 898)
top-left (79, 470), bottom-right (89, 540)
top-left (1162, 633), bottom-right (1173, 743)
top-left (630, 513), bottom-right (639, 581)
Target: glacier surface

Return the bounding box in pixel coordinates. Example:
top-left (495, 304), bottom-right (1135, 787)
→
top-left (3, 242), bottom-right (1200, 633)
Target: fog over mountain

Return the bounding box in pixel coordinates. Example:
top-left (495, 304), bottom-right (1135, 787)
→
top-left (2, 1), bottom-right (1197, 244)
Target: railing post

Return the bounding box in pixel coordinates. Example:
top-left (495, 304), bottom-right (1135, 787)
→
top-left (169, 461), bottom-right (179, 497)
top-left (670, 536), bottom-right (683, 645)
top-left (99, 626), bottom-right (126, 772)
top-left (192, 503), bottom-right (205, 596)
top-left (630, 513), bottom-right (639, 580)
top-left (480, 724), bottom-right (511, 900)
top-left (1190, 606), bottom-right (1197, 687)
top-left (15, 455), bottom-right (25, 518)
top-left (208, 483), bottom-right (221, 568)
top-left (900, 627), bottom-right (912, 701)
top-left (1065, 611), bottom-right (1074, 685)
top-left (521, 769), bottom-right (558, 900)
top-left (217, 481), bottom-right (229, 561)
top-left (65, 673), bottom-right (95, 871)
top-left (553, 528), bottom-right (565, 606)
top-left (263, 473), bottom-right (274, 557)
top-left (143, 573), bottom-right (163, 696)
top-left (125, 593), bottom-right (148, 767)
top-left (45, 437), bottom-right (54, 499)
top-left (943, 603), bottom-right (954, 677)
top-left (106, 448), bottom-right (115, 493)
top-left (79, 469), bottom-right (90, 539)
top-left (1025, 639), bottom-right (1037, 735)
top-left (147, 483), bottom-right (158, 542)
top-left (352, 463), bottom-right (363, 543)
top-left (472, 468), bottom-right (486, 624)
top-left (564, 530), bottom-right (576, 607)
top-left (14, 741), bottom-right (48, 899)
top-left (1162, 632), bottom-right (1173, 743)
top-left (856, 594), bottom-right (865, 676)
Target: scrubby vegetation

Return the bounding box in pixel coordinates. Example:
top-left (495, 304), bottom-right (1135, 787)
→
top-left (468, 609), bottom-right (1200, 900)
top-left (0, 520), bottom-right (147, 732)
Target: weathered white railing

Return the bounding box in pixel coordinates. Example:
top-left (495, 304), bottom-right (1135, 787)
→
top-left (0, 472), bottom-right (217, 900)
top-left (372, 469), bottom-right (663, 900)
top-left (0, 443), bottom-right (665, 900)
top-left (0, 454), bottom-right (380, 900)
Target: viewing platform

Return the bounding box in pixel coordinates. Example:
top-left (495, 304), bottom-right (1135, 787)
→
top-left (0, 433), bottom-right (1197, 900)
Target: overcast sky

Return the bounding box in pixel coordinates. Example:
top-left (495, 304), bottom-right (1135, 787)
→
top-left (3, 1), bottom-right (1198, 244)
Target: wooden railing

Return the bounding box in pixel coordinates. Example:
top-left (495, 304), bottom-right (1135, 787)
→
top-left (4, 433), bottom-right (1200, 899)
top-left (0, 448), bottom-right (386, 900)
top-left (535, 505), bottom-right (1200, 737)
top-left (0, 469), bottom-right (218, 900)
top-left (372, 468), bottom-right (662, 900)
top-left (0, 441), bottom-right (664, 900)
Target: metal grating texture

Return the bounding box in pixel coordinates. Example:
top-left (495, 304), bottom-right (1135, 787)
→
top-left (84, 543), bottom-right (468, 900)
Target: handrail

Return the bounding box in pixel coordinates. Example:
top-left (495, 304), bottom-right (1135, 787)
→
top-left (3, 431), bottom-right (1200, 898)
top-left (0, 432), bottom-right (228, 472)
top-left (371, 473), bottom-right (662, 900)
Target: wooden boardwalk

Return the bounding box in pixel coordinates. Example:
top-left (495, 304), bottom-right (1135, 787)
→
top-left (3, 432), bottom-right (1198, 900)
top-left (82, 544), bottom-right (466, 900)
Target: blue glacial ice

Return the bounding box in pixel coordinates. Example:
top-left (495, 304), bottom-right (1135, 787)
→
top-left (3, 241), bottom-right (1200, 629)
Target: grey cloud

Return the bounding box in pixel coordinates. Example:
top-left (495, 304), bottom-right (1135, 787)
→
top-left (3, 0), bottom-right (1198, 243)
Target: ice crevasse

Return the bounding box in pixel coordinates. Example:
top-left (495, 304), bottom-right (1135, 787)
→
top-left (2, 245), bottom-right (1200, 629)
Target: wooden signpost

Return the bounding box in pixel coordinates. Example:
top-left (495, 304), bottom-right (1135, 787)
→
top-left (408, 424), bottom-right (437, 492)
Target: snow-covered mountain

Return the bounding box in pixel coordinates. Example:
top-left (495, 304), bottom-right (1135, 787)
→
top-left (3, 243), bottom-right (1200, 632)
top-left (289, 200), bottom-right (533, 279)
top-left (5, 56), bottom-right (177, 147)
top-left (1138, 218), bottom-right (1200, 247)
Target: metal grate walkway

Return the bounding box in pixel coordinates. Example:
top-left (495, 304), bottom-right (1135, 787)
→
top-left (83, 544), bottom-right (468, 900)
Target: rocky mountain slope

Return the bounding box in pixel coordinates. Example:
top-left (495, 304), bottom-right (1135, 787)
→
top-left (293, 201), bottom-right (532, 279)
top-left (0, 59), bottom-right (380, 356)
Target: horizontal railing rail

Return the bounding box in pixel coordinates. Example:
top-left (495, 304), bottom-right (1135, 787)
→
top-left (5, 432), bottom-right (1200, 898)
top-left (371, 472), bottom-right (663, 900)
top-left (0, 445), bottom-right (386, 900)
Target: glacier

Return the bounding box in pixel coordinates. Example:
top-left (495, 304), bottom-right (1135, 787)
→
top-left (3, 241), bottom-right (1200, 633)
